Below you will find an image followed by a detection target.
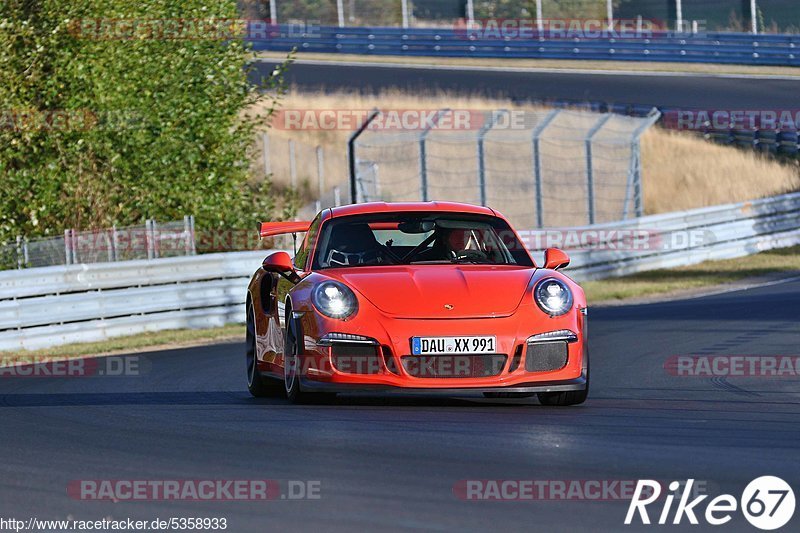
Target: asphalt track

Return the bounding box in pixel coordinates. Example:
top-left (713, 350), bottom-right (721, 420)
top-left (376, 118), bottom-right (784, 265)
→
top-left (252, 60), bottom-right (800, 110)
top-left (1, 278), bottom-right (799, 532)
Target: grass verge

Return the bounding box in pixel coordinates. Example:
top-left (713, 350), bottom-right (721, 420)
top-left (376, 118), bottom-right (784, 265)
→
top-left (256, 51), bottom-right (800, 78)
top-left (0, 324), bottom-right (244, 364)
top-left (584, 246), bottom-right (800, 303)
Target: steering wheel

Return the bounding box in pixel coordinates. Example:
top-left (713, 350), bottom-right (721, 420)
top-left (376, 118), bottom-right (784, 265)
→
top-left (452, 249), bottom-right (489, 262)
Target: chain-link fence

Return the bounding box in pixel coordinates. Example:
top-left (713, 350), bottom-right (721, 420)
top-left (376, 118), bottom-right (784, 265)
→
top-left (239, 1), bottom-right (799, 34)
top-left (0, 217), bottom-right (196, 271)
top-left (347, 108), bottom-right (660, 228)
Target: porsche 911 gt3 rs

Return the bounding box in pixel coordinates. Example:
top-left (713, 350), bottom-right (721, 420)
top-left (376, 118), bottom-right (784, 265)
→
top-left (246, 202), bottom-right (588, 405)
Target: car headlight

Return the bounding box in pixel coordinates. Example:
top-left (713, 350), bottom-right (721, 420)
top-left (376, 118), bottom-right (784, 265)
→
top-left (534, 278), bottom-right (574, 316)
top-left (312, 281), bottom-right (358, 319)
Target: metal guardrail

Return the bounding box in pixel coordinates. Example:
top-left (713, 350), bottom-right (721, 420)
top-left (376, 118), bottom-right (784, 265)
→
top-left (1, 191), bottom-right (798, 351)
top-left (523, 191), bottom-right (800, 281)
top-left (0, 251), bottom-right (267, 351)
top-left (252, 26), bottom-right (800, 66)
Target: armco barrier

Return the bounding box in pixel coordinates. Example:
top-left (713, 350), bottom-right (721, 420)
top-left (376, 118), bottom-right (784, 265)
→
top-left (525, 191), bottom-right (800, 281)
top-left (1, 192), bottom-right (798, 351)
top-left (0, 251), bottom-right (267, 351)
top-left (252, 26), bottom-right (800, 67)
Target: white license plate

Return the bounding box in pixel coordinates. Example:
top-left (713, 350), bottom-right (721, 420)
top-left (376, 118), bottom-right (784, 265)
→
top-left (411, 336), bottom-right (496, 355)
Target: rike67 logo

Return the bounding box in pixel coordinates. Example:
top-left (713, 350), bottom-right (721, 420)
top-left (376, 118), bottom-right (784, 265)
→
top-left (626, 477), bottom-right (795, 530)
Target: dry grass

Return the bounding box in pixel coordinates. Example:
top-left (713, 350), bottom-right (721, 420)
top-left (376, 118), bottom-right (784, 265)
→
top-left (584, 246), bottom-right (800, 303)
top-left (253, 90), bottom-right (799, 218)
top-left (256, 52), bottom-right (800, 78)
top-left (642, 128), bottom-right (800, 213)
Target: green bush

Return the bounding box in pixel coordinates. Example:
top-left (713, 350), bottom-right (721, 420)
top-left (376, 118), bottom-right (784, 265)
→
top-left (0, 0), bottom-right (290, 246)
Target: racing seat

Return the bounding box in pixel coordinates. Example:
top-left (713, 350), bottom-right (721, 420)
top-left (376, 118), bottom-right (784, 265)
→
top-left (326, 223), bottom-right (384, 266)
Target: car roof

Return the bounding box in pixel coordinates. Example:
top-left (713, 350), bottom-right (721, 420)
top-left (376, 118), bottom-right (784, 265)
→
top-left (328, 202), bottom-right (496, 219)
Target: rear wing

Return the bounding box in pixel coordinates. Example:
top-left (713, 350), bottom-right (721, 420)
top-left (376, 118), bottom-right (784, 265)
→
top-left (259, 221), bottom-right (311, 238)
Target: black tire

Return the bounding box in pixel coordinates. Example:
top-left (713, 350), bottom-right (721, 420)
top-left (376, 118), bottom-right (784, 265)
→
top-left (537, 368), bottom-right (589, 406)
top-left (284, 317), bottom-right (335, 405)
top-left (246, 302), bottom-right (284, 398)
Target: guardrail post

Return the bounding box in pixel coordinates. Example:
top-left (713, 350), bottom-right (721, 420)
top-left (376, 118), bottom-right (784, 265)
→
top-left (348, 108), bottom-right (380, 204)
top-left (531, 109), bottom-right (559, 228)
top-left (477, 110), bottom-right (507, 207)
top-left (585, 114), bottom-right (613, 225)
top-left (419, 108), bottom-right (450, 202)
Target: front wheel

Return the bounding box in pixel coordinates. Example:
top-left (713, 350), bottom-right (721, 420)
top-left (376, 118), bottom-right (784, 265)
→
top-left (246, 303), bottom-right (284, 398)
top-left (284, 318), bottom-right (335, 405)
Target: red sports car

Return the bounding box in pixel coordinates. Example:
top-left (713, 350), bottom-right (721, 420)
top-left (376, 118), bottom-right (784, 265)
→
top-left (246, 202), bottom-right (588, 405)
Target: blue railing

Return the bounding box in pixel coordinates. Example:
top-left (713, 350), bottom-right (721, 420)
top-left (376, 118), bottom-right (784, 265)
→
top-left (251, 25), bottom-right (800, 66)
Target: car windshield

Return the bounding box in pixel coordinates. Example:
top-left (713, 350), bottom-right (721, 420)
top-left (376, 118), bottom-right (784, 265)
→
top-left (312, 213), bottom-right (533, 269)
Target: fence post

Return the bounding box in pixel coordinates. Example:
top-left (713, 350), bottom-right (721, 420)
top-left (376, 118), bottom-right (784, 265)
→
top-left (419, 108), bottom-right (450, 202)
top-left (288, 139), bottom-right (297, 189)
top-left (189, 215), bottom-right (197, 255)
top-left (624, 109), bottom-right (662, 219)
top-left (111, 225), bottom-right (119, 261)
top-left (64, 230), bottom-right (71, 265)
top-left (316, 146), bottom-right (325, 200)
top-left (269, 0), bottom-right (277, 25)
top-left (348, 108), bottom-right (380, 204)
top-left (71, 229), bottom-right (79, 265)
top-left (585, 114), bottom-right (613, 225)
top-left (262, 132), bottom-right (271, 177)
top-left (401, 0), bottom-right (410, 28)
top-left (15, 236), bottom-right (22, 269)
top-left (675, 0), bottom-right (684, 32)
top-left (476, 110), bottom-right (507, 207)
top-left (536, 0), bottom-right (544, 33)
top-left (531, 109), bottom-right (559, 229)
top-left (145, 220), bottom-right (154, 260)
top-left (336, 0), bottom-right (345, 27)
top-left (106, 229), bottom-right (114, 262)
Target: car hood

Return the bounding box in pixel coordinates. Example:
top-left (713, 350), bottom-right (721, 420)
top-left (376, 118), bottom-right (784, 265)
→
top-left (326, 265), bottom-right (536, 319)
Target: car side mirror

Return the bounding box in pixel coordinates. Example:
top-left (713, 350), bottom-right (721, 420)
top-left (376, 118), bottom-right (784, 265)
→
top-left (262, 251), bottom-right (295, 273)
top-left (544, 248), bottom-right (570, 270)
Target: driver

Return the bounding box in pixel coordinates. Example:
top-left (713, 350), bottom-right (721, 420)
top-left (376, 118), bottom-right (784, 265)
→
top-left (325, 223), bottom-right (386, 266)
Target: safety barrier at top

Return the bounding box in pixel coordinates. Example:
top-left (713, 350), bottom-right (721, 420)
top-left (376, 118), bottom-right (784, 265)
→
top-left (250, 25), bottom-right (800, 67)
